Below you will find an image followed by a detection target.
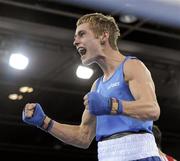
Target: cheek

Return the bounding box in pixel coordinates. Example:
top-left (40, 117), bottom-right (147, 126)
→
top-left (87, 40), bottom-right (101, 51)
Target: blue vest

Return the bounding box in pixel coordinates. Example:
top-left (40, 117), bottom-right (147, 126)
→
top-left (95, 56), bottom-right (153, 141)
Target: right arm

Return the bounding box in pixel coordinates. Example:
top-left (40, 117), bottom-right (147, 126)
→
top-left (46, 79), bottom-right (97, 148)
top-left (47, 108), bottom-right (96, 149)
top-left (22, 81), bottom-right (97, 149)
top-left (47, 80), bottom-right (98, 148)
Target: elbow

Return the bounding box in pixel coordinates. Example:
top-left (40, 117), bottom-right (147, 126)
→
top-left (79, 138), bottom-right (92, 149)
top-left (81, 142), bottom-right (91, 149)
top-left (82, 134), bottom-right (94, 149)
top-left (65, 138), bottom-right (91, 149)
top-left (79, 133), bottom-right (94, 149)
top-left (79, 125), bottom-right (95, 149)
top-left (134, 101), bottom-right (160, 121)
top-left (150, 101), bottom-right (160, 121)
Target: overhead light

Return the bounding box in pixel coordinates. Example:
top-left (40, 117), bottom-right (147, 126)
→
top-left (8, 94), bottom-right (23, 100)
top-left (76, 65), bottom-right (94, 79)
top-left (9, 53), bottom-right (29, 70)
top-left (19, 86), bottom-right (33, 93)
top-left (119, 14), bottom-right (138, 23)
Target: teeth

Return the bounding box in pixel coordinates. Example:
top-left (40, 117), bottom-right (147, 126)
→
top-left (78, 47), bottom-right (86, 55)
top-left (78, 48), bottom-right (83, 52)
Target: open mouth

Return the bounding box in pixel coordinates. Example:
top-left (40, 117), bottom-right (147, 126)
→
top-left (77, 47), bottom-right (87, 56)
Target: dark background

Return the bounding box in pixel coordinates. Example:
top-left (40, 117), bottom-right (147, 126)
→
top-left (0, 0), bottom-right (180, 160)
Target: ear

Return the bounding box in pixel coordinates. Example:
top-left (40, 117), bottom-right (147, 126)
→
top-left (100, 31), bottom-right (109, 45)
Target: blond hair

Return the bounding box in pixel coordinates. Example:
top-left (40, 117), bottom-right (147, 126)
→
top-left (77, 13), bottom-right (120, 50)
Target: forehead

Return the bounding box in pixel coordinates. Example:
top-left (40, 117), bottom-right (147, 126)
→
top-left (74, 23), bottom-right (91, 34)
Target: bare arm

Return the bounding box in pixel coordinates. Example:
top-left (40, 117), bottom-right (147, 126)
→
top-left (122, 59), bottom-right (160, 121)
top-left (44, 81), bottom-right (97, 149)
top-left (46, 109), bottom-right (95, 149)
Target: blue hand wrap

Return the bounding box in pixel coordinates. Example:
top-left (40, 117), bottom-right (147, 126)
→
top-left (87, 91), bottom-right (123, 115)
top-left (22, 103), bottom-right (46, 128)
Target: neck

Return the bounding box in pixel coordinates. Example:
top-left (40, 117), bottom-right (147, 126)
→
top-left (96, 49), bottom-right (125, 81)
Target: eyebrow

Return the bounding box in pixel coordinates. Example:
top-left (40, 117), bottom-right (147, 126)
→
top-left (74, 30), bottom-right (86, 38)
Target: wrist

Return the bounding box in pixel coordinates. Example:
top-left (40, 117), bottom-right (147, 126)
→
top-left (41, 116), bottom-right (54, 132)
top-left (110, 98), bottom-right (123, 114)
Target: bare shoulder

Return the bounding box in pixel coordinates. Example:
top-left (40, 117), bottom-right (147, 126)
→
top-left (123, 58), bottom-right (151, 81)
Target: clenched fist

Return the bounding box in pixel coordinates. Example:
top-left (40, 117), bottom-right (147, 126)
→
top-left (22, 103), bottom-right (46, 128)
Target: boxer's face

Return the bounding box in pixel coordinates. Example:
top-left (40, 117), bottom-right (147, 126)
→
top-left (73, 23), bottom-right (105, 65)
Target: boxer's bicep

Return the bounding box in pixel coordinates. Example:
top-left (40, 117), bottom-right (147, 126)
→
top-left (122, 59), bottom-right (160, 120)
top-left (125, 59), bottom-right (156, 102)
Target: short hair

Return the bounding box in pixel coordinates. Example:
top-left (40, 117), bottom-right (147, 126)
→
top-left (76, 13), bottom-right (120, 50)
top-left (152, 125), bottom-right (162, 149)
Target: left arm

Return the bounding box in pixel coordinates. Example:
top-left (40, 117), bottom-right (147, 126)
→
top-left (122, 59), bottom-right (160, 121)
top-left (85, 59), bottom-right (160, 121)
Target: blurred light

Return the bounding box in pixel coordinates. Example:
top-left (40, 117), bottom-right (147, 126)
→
top-left (76, 65), bottom-right (94, 79)
top-left (18, 95), bottom-right (23, 100)
top-left (119, 15), bottom-right (138, 23)
top-left (9, 53), bottom-right (29, 70)
top-left (58, 0), bottom-right (180, 27)
top-left (8, 94), bottom-right (23, 100)
top-left (19, 86), bottom-right (34, 93)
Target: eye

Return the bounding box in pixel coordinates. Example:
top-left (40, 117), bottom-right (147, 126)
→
top-left (79, 31), bottom-right (85, 37)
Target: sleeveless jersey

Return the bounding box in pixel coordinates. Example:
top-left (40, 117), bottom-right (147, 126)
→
top-left (95, 56), bottom-right (153, 141)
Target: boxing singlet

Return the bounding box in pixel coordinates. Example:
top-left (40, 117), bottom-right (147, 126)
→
top-left (95, 56), bottom-right (153, 141)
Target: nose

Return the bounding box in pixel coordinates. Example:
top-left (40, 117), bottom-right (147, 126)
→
top-left (73, 37), bottom-right (80, 47)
